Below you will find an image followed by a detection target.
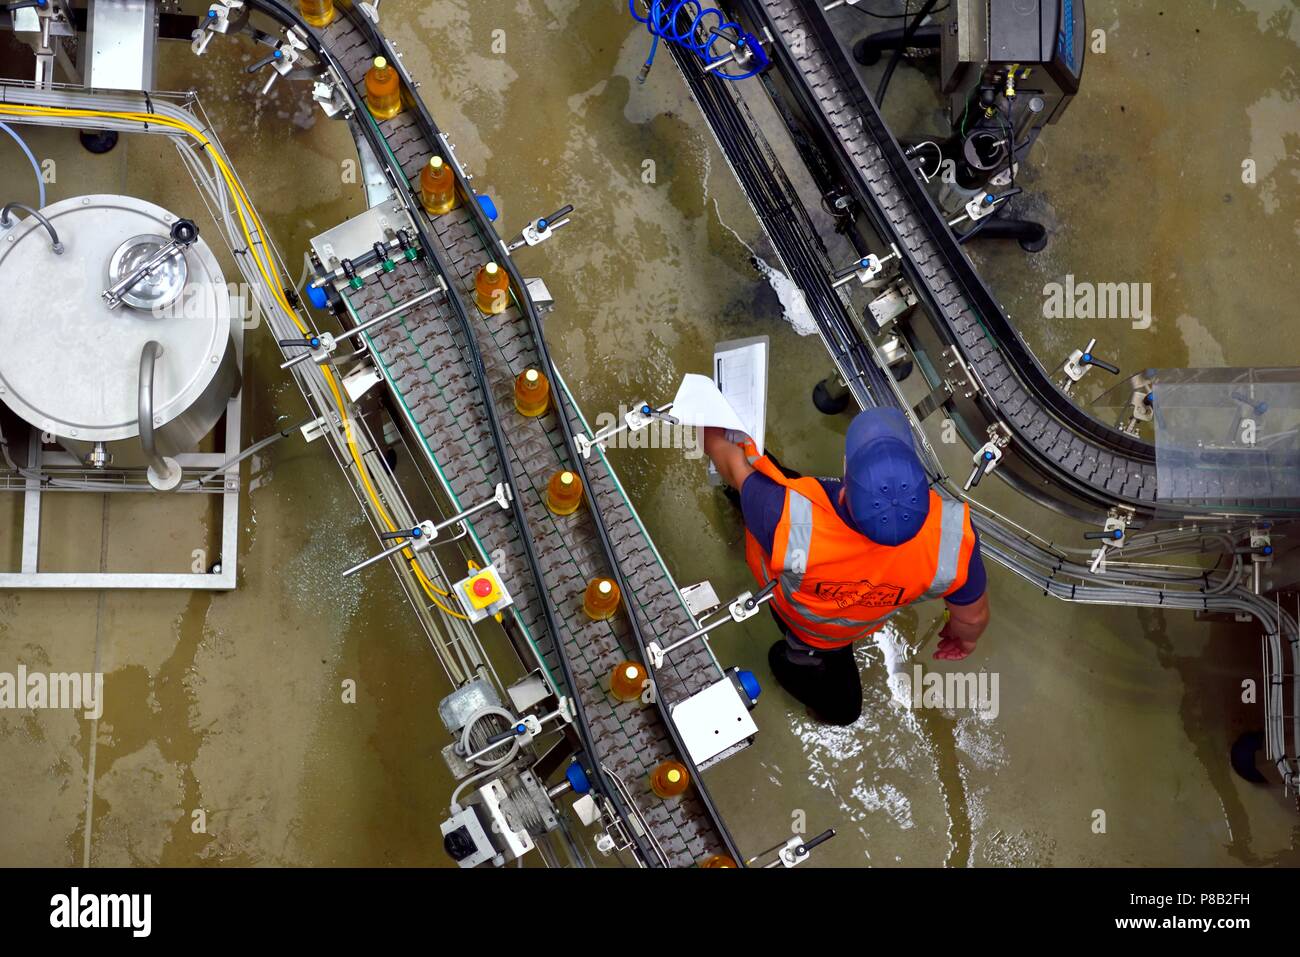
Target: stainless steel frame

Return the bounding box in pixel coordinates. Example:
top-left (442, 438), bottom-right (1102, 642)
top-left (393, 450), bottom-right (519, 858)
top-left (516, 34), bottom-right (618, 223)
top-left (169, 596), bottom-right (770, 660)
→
top-left (0, 322), bottom-right (242, 590)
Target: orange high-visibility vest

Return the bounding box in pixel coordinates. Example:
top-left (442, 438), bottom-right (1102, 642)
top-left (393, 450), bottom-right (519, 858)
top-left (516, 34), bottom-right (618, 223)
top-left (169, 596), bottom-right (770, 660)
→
top-left (741, 443), bottom-right (976, 650)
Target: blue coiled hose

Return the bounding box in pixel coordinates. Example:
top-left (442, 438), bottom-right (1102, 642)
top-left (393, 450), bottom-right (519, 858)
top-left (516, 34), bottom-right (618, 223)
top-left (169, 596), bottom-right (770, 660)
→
top-left (629, 0), bottom-right (768, 81)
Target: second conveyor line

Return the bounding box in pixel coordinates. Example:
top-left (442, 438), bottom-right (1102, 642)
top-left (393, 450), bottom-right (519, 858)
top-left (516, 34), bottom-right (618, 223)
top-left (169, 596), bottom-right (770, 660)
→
top-left (740, 0), bottom-right (1298, 522)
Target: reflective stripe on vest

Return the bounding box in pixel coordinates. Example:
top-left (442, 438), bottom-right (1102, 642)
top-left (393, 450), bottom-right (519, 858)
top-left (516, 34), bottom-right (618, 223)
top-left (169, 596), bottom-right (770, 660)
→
top-left (919, 494), bottom-right (968, 600)
top-left (777, 491), bottom-right (900, 634)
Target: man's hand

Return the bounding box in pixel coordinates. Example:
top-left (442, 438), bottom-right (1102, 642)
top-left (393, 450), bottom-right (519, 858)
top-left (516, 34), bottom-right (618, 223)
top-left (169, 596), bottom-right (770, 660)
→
top-left (703, 426), bottom-right (755, 490)
top-left (934, 592), bottom-right (989, 660)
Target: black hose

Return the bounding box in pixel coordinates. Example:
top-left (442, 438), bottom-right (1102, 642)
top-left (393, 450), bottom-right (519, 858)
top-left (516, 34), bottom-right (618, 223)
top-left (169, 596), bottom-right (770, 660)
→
top-left (874, 0), bottom-right (939, 107)
top-left (669, 29), bottom-right (895, 411)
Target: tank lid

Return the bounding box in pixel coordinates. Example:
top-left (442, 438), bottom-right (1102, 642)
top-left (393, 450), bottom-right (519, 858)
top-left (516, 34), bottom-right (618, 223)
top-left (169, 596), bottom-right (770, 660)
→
top-left (0, 194), bottom-right (231, 443)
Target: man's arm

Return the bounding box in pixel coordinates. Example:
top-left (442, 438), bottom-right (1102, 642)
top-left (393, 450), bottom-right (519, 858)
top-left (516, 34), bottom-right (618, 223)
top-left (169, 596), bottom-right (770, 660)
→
top-left (703, 426), bottom-right (755, 489)
top-left (935, 592), bottom-right (989, 660)
top-left (934, 532), bottom-right (990, 660)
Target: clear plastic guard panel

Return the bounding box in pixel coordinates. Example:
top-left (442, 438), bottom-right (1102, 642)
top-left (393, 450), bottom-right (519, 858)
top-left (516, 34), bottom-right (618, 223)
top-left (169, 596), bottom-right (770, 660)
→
top-left (1135, 368), bottom-right (1300, 505)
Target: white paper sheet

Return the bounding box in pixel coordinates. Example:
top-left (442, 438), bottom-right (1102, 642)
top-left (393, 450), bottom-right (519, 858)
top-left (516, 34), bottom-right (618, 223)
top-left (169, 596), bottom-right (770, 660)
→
top-left (671, 373), bottom-right (763, 454)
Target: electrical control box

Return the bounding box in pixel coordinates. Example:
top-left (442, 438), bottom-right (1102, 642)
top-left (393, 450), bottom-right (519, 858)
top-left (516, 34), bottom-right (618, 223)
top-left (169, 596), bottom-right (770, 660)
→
top-left (452, 564), bottom-right (513, 622)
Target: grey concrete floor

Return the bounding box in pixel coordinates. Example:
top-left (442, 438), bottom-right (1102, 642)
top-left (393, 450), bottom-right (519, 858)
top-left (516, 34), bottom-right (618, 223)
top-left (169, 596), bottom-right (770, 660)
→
top-left (1, 0), bottom-right (1298, 868)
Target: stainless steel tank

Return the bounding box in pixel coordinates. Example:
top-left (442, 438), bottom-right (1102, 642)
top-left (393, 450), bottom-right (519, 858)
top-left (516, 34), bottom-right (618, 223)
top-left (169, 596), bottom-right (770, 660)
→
top-left (0, 194), bottom-right (240, 486)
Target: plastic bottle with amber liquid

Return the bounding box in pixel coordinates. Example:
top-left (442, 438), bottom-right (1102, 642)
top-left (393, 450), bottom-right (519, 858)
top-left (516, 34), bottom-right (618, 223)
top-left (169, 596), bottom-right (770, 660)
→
top-left (545, 470), bottom-right (582, 516)
top-left (698, 854), bottom-right (738, 868)
top-left (298, 0), bottom-right (334, 28)
top-left (608, 660), bottom-right (647, 703)
top-left (419, 156), bottom-right (458, 216)
top-left (514, 368), bottom-right (550, 417)
top-left (583, 578), bottom-right (621, 621)
top-left (364, 57), bottom-right (402, 121)
top-left (649, 760), bottom-right (690, 799)
top-left (475, 262), bottom-right (510, 315)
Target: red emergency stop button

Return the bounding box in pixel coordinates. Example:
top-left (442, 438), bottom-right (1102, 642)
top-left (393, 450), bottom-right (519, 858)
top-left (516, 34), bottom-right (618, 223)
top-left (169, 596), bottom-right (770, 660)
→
top-left (472, 577), bottom-right (493, 598)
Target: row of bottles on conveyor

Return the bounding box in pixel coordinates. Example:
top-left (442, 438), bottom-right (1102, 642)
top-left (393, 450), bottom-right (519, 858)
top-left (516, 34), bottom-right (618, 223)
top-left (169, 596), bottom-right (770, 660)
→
top-left (363, 46), bottom-right (514, 319)
top-left (297, 0), bottom-right (507, 318)
top-left (527, 412), bottom-right (737, 866)
top-left (304, 0), bottom-right (734, 867)
top-left (509, 324), bottom-right (734, 867)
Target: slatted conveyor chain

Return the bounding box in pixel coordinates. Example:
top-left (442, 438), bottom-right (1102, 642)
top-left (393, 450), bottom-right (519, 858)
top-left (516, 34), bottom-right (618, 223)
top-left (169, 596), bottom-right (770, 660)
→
top-left (245, 0), bottom-right (738, 868)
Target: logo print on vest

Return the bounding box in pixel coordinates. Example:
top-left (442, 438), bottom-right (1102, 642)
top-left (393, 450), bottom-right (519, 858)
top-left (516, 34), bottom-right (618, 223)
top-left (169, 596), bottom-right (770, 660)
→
top-left (814, 580), bottom-right (906, 609)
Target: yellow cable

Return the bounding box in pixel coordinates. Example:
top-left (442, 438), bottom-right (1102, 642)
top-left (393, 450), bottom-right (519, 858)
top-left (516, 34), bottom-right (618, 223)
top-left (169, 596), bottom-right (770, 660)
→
top-left (0, 102), bottom-right (468, 619)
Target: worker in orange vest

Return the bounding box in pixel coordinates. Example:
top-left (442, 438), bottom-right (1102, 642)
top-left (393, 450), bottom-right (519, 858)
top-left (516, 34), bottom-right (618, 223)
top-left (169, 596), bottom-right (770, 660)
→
top-left (704, 408), bottom-right (990, 725)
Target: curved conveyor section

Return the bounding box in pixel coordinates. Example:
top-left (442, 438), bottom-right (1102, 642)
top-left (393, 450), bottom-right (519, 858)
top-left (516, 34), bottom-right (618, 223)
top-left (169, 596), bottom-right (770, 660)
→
top-left (740, 0), bottom-right (1300, 522)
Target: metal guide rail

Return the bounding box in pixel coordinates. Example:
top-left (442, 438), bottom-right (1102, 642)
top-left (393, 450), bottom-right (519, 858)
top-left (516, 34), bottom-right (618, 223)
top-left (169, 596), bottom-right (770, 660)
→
top-left (231, 0), bottom-right (747, 867)
top-left (734, 0), bottom-right (1300, 521)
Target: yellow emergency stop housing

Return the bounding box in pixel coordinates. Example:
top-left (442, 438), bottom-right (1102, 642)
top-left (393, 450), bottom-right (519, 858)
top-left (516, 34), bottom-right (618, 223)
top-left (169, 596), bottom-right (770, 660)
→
top-left (452, 564), bottom-right (513, 622)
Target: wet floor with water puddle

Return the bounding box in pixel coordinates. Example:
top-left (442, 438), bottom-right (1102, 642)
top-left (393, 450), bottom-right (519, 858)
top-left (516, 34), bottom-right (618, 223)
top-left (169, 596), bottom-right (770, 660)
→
top-left (0, 0), bottom-right (1297, 867)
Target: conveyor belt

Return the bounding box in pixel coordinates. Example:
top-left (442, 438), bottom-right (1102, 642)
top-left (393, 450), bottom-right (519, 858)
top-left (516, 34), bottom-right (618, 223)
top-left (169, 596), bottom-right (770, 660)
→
top-left (246, 1), bottom-right (739, 868)
top-left (750, 0), bottom-right (1153, 513)
top-left (658, 13), bottom-right (896, 417)
top-left (735, 0), bottom-right (1299, 520)
top-left (652, 0), bottom-right (1297, 795)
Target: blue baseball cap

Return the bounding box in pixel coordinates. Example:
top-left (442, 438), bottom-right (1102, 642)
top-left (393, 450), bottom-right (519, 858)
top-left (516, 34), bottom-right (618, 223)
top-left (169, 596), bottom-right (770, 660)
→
top-left (843, 409), bottom-right (929, 546)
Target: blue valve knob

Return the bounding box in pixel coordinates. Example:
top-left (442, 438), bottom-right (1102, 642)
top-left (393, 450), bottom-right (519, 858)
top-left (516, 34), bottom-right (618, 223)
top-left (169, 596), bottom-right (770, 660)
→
top-left (736, 669), bottom-right (761, 702)
top-left (476, 194), bottom-right (498, 222)
top-left (1237, 544), bottom-right (1273, 557)
top-left (306, 284), bottom-right (328, 309)
top-left (565, 762), bottom-right (591, 795)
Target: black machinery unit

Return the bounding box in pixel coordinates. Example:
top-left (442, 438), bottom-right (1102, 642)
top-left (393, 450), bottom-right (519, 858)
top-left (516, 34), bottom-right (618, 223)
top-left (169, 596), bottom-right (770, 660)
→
top-left (856, 0), bottom-right (1085, 204)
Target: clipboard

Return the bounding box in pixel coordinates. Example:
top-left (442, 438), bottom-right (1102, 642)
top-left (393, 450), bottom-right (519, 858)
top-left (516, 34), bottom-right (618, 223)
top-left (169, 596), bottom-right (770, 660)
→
top-left (707, 335), bottom-right (769, 486)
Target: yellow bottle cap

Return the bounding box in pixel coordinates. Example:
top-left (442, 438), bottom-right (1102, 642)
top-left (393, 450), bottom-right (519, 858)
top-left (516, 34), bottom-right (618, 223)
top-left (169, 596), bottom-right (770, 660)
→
top-left (430, 156), bottom-right (443, 169)
top-left (485, 262), bottom-right (499, 275)
top-left (624, 665), bottom-right (639, 680)
top-left (598, 580), bottom-right (613, 595)
top-left (525, 368), bottom-right (539, 383)
top-left (560, 471), bottom-right (574, 485)
top-left (373, 56), bottom-right (387, 70)
top-left (666, 769), bottom-right (681, 783)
